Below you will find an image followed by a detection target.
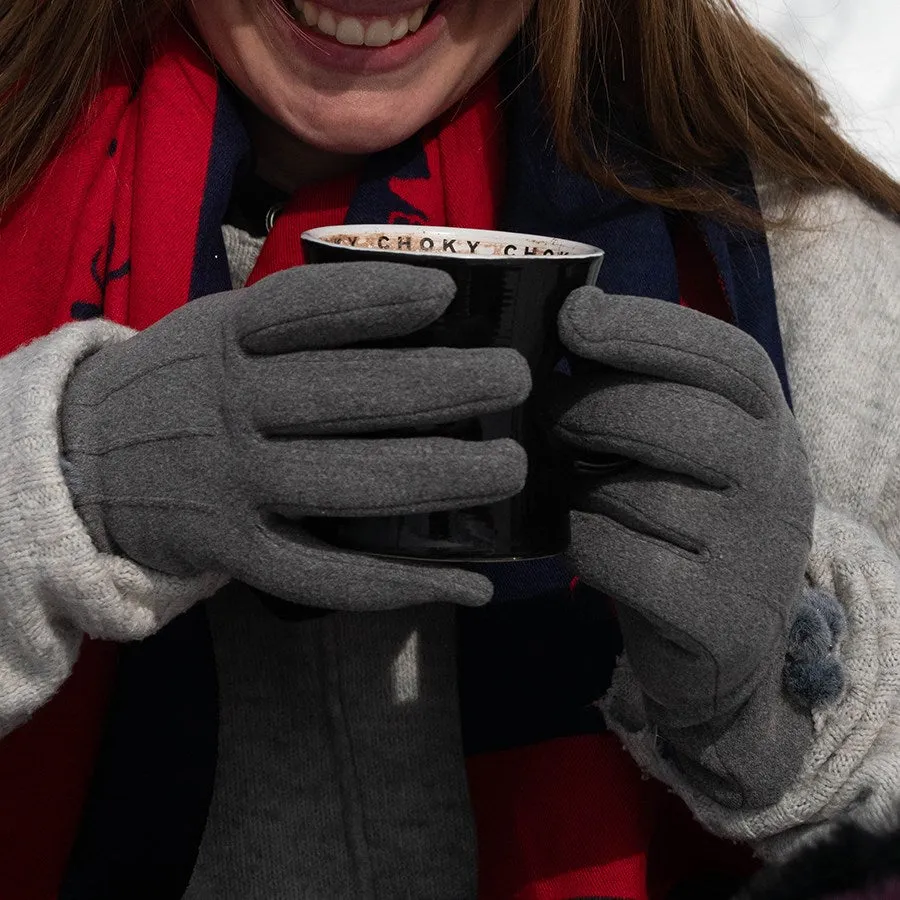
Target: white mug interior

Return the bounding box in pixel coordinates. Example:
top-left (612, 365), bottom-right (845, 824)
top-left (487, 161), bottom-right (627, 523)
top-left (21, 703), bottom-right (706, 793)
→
top-left (302, 224), bottom-right (604, 261)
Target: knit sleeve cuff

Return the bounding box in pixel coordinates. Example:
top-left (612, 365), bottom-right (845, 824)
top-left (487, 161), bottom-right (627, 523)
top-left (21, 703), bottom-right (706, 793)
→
top-left (603, 503), bottom-right (900, 861)
top-left (0, 323), bottom-right (228, 733)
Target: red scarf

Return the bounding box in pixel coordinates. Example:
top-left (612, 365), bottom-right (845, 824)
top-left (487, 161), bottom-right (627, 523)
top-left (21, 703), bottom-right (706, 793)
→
top-left (0, 23), bottom-right (502, 897)
top-left (0, 29), bottom-right (223, 898)
top-left (0, 23), bottom-right (748, 900)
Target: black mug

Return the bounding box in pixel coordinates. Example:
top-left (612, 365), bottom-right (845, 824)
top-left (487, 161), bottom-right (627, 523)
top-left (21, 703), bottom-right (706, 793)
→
top-left (301, 224), bottom-right (604, 562)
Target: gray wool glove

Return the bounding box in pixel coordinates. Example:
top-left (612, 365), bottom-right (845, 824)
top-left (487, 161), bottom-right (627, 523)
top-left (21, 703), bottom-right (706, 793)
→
top-left (549, 287), bottom-right (818, 808)
top-left (61, 263), bottom-right (531, 611)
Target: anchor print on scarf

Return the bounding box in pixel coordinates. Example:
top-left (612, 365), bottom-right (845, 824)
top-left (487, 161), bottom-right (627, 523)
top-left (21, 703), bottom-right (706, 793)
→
top-left (70, 219), bottom-right (132, 321)
top-left (70, 138), bottom-right (132, 321)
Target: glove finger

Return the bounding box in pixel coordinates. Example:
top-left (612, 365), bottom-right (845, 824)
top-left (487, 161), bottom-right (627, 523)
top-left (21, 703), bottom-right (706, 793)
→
top-left (558, 288), bottom-right (784, 420)
top-left (568, 508), bottom-right (779, 721)
top-left (571, 466), bottom-right (725, 554)
top-left (249, 436), bottom-right (527, 517)
top-left (567, 509), bottom-right (726, 723)
top-left (546, 370), bottom-right (757, 487)
top-left (242, 524), bottom-right (493, 609)
top-left (244, 347), bottom-right (531, 435)
top-left (568, 507), bottom-right (701, 617)
top-left (572, 467), bottom-right (810, 588)
top-left (235, 263), bottom-right (456, 353)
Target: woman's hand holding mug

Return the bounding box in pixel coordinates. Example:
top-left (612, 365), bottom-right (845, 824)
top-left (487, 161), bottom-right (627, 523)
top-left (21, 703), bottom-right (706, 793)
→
top-left (60, 263), bottom-right (531, 611)
top-left (549, 288), bottom-right (818, 807)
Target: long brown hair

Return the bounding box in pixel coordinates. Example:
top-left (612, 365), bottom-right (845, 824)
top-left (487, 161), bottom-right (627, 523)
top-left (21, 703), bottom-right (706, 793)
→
top-left (1, 0), bottom-right (899, 226)
top-left (535, 0), bottom-right (900, 226)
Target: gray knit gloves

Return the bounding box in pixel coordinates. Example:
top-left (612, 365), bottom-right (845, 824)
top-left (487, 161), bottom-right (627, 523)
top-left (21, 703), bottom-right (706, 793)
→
top-left (550, 288), bottom-right (819, 808)
top-left (60, 263), bottom-right (530, 611)
top-left (60, 264), bottom-right (829, 802)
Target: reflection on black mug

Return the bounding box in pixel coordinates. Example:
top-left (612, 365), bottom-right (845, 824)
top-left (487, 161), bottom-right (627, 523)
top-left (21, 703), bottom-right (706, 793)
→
top-left (301, 224), bottom-right (604, 562)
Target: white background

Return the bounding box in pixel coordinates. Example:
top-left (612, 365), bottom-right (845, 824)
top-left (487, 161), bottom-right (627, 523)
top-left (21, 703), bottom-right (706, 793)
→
top-left (741, 0), bottom-right (900, 177)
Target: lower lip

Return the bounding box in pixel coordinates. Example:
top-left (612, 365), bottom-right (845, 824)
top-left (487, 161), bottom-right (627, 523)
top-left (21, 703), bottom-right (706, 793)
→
top-left (271, 1), bottom-right (450, 75)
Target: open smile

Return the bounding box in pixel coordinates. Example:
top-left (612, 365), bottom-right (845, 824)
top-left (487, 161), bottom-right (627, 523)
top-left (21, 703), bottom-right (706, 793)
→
top-left (272, 0), bottom-right (449, 74)
top-left (281, 0), bottom-right (438, 47)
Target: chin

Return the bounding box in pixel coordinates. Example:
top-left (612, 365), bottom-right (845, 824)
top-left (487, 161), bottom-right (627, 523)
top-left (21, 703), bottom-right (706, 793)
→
top-left (280, 105), bottom-right (433, 154)
top-left (259, 79), bottom-right (459, 154)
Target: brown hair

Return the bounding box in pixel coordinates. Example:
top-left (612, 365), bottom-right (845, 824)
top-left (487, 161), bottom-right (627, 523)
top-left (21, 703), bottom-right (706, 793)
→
top-left (1, 0), bottom-right (899, 226)
top-left (534, 0), bottom-right (900, 226)
top-left (0, 0), bottom-right (175, 210)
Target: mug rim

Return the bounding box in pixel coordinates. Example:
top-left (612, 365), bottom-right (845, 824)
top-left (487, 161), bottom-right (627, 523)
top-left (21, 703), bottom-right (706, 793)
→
top-left (301, 224), bottom-right (605, 261)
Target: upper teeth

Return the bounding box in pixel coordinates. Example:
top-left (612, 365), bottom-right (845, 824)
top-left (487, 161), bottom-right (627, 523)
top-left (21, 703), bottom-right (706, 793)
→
top-left (292, 2), bottom-right (430, 46)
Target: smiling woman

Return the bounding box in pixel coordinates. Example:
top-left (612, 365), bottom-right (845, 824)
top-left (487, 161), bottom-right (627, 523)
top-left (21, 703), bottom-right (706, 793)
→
top-left (0, 0), bottom-right (900, 899)
top-left (2, 0), bottom-right (899, 216)
top-left (189, 0), bottom-right (531, 152)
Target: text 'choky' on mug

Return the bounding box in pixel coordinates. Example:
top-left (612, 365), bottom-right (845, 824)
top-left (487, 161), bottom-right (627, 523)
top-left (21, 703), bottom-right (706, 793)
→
top-left (325, 230), bottom-right (583, 258)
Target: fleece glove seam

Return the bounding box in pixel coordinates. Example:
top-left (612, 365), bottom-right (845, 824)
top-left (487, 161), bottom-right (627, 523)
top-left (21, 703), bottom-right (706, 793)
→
top-left (561, 429), bottom-right (738, 489)
top-left (240, 295), bottom-right (439, 348)
top-left (580, 490), bottom-right (709, 556)
top-left (61, 350), bottom-right (209, 406)
top-left (260, 395), bottom-right (522, 432)
top-left (562, 326), bottom-right (778, 420)
top-left (65, 430), bottom-right (221, 453)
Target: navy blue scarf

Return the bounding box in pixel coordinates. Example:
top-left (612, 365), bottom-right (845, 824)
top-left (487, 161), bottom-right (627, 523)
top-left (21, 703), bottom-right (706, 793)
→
top-left (347, 55), bottom-right (787, 398)
top-left (60, 49), bottom-right (786, 900)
